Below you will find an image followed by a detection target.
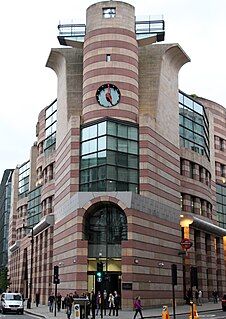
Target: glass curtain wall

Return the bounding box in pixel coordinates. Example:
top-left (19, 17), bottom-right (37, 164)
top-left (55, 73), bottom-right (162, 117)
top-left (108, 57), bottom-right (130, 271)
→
top-left (18, 161), bottom-right (30, 200)
top-left (44, 100), bottom-right (57, 157)
top-left (179, 91), bottom-right (210, 159)
top-left (80, 118), bottom-right (139, 192)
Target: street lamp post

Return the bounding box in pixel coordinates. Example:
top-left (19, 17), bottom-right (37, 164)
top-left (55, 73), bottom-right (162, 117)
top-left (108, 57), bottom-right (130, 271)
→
top-left (23, 225), bottom-right (34, 309)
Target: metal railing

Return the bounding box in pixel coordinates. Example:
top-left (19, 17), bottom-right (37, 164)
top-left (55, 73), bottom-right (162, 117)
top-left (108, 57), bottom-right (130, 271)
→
top-left (57, 18), bottom-right (165, 42)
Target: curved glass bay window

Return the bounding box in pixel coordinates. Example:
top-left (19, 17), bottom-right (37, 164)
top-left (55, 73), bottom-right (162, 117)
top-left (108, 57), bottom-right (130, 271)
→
top-left (179, 91), bottom-right (210, 159)
top-left (216, 184), bottom-right (226, 229)
top-left (18, 161), bottom-right (30, 200)
top-left (27, 186), bottom-right (42, 228)
top-left (85, 203), bottom-right (127, 258)
top-left (44, 99), bottom-right (57, 157)
top-left (80, 118), bottom-right (139, 192)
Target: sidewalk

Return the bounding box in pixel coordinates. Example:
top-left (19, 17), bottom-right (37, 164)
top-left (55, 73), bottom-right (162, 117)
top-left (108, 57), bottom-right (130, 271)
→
top-left (25, 301), bottom-right (222, 319)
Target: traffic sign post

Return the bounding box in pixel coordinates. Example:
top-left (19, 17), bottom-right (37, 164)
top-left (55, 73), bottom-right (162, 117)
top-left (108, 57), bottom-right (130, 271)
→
top-left (180, 238), bottom-right (192, 250)
top-left (171, 264), bottom-right (177, 319)
top-left (75, 304), bottom-right (80, 319)
top-left (179, 238), bottom-right (192, 257)
top-left (53, 266), bottom-right (60, 317)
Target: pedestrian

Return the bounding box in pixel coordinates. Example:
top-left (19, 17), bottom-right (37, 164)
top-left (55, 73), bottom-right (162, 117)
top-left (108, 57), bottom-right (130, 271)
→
top-left (133, 296), bottom-right (144, 319)
top-left (198, 289), bottom-right (202, 306)
top-left (35, 291), bottom-right (40, 307)
top-left (114, 291), bottom-right (120, 316)
top-left (57, 292), bottom-right (62, 312)
top-left (103, 290), bottom-right (108, 315)
top-left (62, 296), bottom-right (65, 309)
top-left (96, 291), bottom-right (102, 316)
top-left (85, 291), bottom-right (91, 316)
top-left (64, 293), bottom-right (74, 319)
top-left (108, 293), bottom-right (115, 316)
top-left (48, 292), bottom-right (55, 312)
top-left (195, 289), bottom-right (198, 305)
top-left (212, 289), bottom-right (218, 303)
top-left (73, 291), bottom-right (79, 298)
top-left (91, 289), bottom-right (96, 319)
top-left (187, 288), bottom-right (192, 302)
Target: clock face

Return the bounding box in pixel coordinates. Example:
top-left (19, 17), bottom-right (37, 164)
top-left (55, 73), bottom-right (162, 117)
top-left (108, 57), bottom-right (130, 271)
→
top-left (96, 83), bottom-right (121, 107)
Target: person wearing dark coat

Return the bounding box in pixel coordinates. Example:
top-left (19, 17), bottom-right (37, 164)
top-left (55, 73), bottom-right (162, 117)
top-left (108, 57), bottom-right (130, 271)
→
top-left (114, 291), bottom-right (120, 316)
top-left (35, 291), bottom-right (40, 307)
top-left (57, 292), bottom-right (62, 312)
top-left (64, 293), bottom-right (74, 319)
top-left (48, 292), bottom-right (55, 312)
top-left (91, 290), bottom-right (96, 319)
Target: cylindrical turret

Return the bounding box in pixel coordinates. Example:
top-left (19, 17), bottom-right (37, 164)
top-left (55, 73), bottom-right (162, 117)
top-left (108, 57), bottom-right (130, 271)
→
top-left (83, 1), bottom-right (139, 123)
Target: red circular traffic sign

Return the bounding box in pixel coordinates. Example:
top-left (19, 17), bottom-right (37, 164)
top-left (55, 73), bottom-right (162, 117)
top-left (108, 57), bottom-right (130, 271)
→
top-left (180, 238), bottom-right (192, 250)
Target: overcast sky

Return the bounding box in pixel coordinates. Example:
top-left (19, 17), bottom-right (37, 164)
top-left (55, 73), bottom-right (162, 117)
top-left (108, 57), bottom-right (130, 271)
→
top-left (0, 0), bottom-right (225, 179)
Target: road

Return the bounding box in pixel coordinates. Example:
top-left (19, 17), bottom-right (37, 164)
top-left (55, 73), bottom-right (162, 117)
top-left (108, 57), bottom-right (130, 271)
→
top-left (169, 310), bottom-right (226, 319)
top-left (0, 314), bottom-right (37, 319)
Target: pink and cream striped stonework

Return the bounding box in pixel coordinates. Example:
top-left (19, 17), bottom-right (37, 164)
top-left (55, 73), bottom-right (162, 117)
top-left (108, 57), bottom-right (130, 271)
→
top-left (82, 1), bottom-right (138, 124)
top-left (7, 0), bottom-right (226, 310)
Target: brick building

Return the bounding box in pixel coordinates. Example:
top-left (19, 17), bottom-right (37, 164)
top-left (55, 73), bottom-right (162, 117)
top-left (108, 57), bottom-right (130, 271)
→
top-left (7, 0), bottom-right (226, 309)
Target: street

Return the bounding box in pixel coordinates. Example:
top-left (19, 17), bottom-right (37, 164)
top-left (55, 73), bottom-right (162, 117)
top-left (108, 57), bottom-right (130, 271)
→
top-left (0, 314), bottom-right (37, 319)
top-left (164, 310), bottom-right (226, 319)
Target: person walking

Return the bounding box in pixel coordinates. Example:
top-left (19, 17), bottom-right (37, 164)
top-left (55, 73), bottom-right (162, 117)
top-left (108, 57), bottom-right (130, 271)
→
top-left (108, 293), bottom-right (115, 316)
top-left (73, 291), bottom-right (79, 298)
top-left (91, 289), bottom-right (96, 319)
top-left (57, 292), bottom-right (62, 312)
top-left (96, 291), bottom-right (102, 316)
top-left (64, 293), bottom-right (74, 319)
top-left (35, 291), bottom-right (40, 307)
top-left (103, 290), bottom-right (108, 315)
top-left (114, 291), bottom-right (120, 316)
top-left (48, 292), bottom-right (55, 312)
top-left (198, 289), bottom-right (202, 306)
top-left (133, 296), bottom-right (144, 319)
top-left (212, 289), bottom-right (218, 303)
top-left (195, 289), bottom-right (199, 305)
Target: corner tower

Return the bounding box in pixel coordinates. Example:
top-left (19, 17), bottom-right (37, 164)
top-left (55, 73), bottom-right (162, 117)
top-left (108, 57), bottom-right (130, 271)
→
top-left (83, 1), bottom-right (139, 124)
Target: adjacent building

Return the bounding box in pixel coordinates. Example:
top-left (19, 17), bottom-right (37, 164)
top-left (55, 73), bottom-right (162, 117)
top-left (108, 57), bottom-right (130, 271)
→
top-left (0, 169), bottom-right (13, 273)
top-left (6, 0), bottom-right (226, 309)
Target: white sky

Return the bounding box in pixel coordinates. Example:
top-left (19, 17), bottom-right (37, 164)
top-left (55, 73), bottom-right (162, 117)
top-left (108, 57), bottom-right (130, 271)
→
top-left (0, 0), bottom-right (226, 179)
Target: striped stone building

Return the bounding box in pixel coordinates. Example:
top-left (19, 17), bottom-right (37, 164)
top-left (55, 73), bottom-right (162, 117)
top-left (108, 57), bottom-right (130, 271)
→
top-left (7, 0), bottom-right (226, 309)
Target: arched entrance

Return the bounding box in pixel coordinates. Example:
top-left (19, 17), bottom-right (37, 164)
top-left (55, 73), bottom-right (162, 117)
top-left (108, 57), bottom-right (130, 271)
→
top-left (85, 202), bottom-right (127, 296)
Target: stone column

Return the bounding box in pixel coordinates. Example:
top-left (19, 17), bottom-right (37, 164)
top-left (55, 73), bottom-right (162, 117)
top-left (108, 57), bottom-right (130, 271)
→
top-left (216, 236), bottom-right (225, 296)
top-left (206, 234), bottom-right (217, 300)
top-left (183, 194), bottom-right (191, 213)
top-left (193, 164), bottom-right (200, 181)
top-left (194, 197), bottom-right (201, 215)
top-left (195, 231), bottom-right (207, 300)
top-left (182, 159), bottom-right (190, 177)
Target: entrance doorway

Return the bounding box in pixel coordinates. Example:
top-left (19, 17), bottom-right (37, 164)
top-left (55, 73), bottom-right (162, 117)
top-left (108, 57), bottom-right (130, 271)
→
top-left (85, 203), bottom-right (127, 303)
top-left (95, 273), bottom-right (121, 295)
top-left (88, 272), bottom-right (121, 301)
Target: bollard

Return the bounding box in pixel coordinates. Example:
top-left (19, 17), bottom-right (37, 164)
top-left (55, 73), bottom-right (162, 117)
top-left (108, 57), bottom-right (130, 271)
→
top-left (189, 302), bottom-right (199, 319)
top-left (75, 304), bottom-right (80, 319)
top-left (162, 305), bottom-right (170, 319)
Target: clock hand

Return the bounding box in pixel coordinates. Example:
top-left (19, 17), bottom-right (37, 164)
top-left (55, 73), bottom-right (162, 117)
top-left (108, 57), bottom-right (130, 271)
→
top-left (105, 85), bottom-right (113, 104)
top-left (105, 92), bottom-right (113, 104)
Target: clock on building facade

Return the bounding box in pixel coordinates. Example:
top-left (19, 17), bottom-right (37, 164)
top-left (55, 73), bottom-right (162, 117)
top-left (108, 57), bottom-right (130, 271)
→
top-left (96, 83), bottom-right (121, 107)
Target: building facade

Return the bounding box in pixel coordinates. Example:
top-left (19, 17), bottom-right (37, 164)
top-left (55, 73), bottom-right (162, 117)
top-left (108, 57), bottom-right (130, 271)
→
top-left (0, 169), bottom-right (13, 274)
top-left (7, 0), bottom-right (226, 309)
